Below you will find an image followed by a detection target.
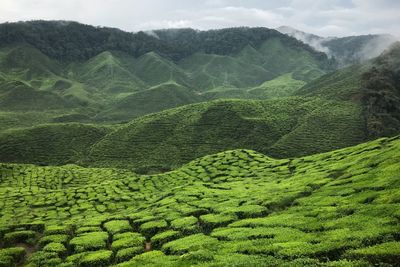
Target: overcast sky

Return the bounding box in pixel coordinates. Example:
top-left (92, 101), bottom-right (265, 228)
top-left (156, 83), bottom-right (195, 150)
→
top-left (1, 0), bottom-right (399, 37)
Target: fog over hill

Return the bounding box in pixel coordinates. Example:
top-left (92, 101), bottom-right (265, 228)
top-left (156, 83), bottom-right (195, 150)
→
top-left (277, 25), bottom-right (398, 66)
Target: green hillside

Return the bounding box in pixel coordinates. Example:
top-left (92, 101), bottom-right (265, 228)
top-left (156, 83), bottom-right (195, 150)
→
top-left (0, 22), bottom-right (332, 65)
top-left (0, 96), bottom-right (366, 172)
top-left (0, 28), bottom-right (332, 125)
top-left (247, 73), bottom-right (306, 99)
top-left (0, 34), bottom-right (398, 175)
top-left (0, 45), bottom-right (62, 83)
top-left (133, 52), bottom-right (191, 87)
top-left (179, 53), bottom-right (273, 90)
top-left (0, 135), bottom-right (399, 266)
top-left (322, 34), bottom-right (397, 66)
top-left (361, 42), bottom-right (400, 139)
top-left (98, 82), bottom-right (203, 121)
top-left (0, 123), bottom-right (112, 165)
top-left (71, 51), bottom-right (146, 96)
top-left (88, 98), bottom-right (366, 172)
top-left (0, 80), bottom-right (74, 111)
top-left (298, 42), bottom-right (400, 139)
top-left (243, 38), bottom-right (326, 82)
top-left (296, 63), bottom-right (368, 100)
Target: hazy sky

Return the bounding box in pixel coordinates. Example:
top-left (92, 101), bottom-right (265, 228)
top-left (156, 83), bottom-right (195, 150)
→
top-left (1, 0), bottom-right (399, 37)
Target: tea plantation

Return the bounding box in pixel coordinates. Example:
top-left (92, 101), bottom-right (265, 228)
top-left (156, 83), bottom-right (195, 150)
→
top-left (0, 135), bottom-right (399, 266)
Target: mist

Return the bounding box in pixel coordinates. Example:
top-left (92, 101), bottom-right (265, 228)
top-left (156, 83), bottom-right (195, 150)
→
top-left (277, 26), bottom-right (332, 55)
top-left (277, 25), bottom-right (398, 66)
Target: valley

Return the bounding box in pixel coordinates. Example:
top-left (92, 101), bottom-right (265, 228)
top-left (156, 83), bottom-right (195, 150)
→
top-left (0, 20), bottom-right (399, 267)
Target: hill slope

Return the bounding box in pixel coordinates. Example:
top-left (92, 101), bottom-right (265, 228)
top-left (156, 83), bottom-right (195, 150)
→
top-left (0, 123), bottom-right (112, 165)
top-left (71, 51), bottom-right (146, 96)
top-left (0, 80), bottom-right (74, 111)
top-left (298, 42), bottom-right (400, 139)
top-left (1, 41), bottom-right (399, 172)
top-left (98, 82), bottom-right (203, 121)
top-left (88, 98), bottom-right (365, 172)
top-left (0, 135), bottom-right (399, 266)
top-left (0, 22), bottom-right (336, 124)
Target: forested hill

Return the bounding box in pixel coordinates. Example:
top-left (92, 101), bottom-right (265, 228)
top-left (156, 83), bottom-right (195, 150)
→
top-left (0, 20), bottom-right (333, 67)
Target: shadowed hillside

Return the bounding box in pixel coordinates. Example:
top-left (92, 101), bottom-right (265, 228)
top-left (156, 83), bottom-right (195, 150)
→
top-left (88, 98), bottom-right (365, 172)
top-left (298, 42), bottom-right (400, 139)
top-left (0, 123), bottom-right (112, 165)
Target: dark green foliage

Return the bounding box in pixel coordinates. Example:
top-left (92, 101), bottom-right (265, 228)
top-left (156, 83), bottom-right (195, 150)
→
top-left (0, 21), bottom-right (170, 62)
top-left (322, 34), bottom-right (397, 66)
top-left (361, 42), bottom-right (400, 139)
top-left (345, 242), bottom-right (400, 265)
top-left (25, 251), bottom-right (62, 266)
top-left (0, 21), bottom-right (332, 65)
top-left (3, 230), bottom-right (36, 245)
top-left (0, 81), bottom-right (73, 111)
top-left (0, 123), bottom-right (111, 165)
top-left (0, 247), bottom-right (26, 266)
top-left (298, 42), bottom-right (400, 142)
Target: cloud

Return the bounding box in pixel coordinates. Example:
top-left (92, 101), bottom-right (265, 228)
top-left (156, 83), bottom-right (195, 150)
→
top-left (138, 20), bottom-right (194, 30)
top-left (0, 0), bottom-right (399, 37)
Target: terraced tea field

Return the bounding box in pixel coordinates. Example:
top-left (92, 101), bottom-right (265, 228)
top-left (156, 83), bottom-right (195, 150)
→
top-left (1, 136), bottom-right (399, 266)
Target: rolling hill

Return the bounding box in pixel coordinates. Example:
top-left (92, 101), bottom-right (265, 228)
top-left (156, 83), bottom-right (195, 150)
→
top-left (0, 23), bottom-right (398, 174)
top-left (298, 42), bottom-right (400, 139)
top-left (6, 40), bottom-right (400, 171)
top-left (2, 43), bottom-right (400, 172)
top-left (97, 82), bottom-right (202, 122)
top-left (0, 21), bottom-right (335, 125)
top-left (0, 80), bottom-right (74, 111)
top-left (0, 123), bottom-right (112, 165)
top-left (70, 51), bottom-right (146, 96)
top-left (87, 98), bottom-right (365, 172)
top-left (0, 96), bottom-right (366, 172)
top-left (0, 135), bottom-right (399, 266)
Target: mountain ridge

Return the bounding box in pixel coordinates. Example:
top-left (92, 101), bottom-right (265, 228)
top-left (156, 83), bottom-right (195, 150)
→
top-left (277, 25), bottom-right (397, 66)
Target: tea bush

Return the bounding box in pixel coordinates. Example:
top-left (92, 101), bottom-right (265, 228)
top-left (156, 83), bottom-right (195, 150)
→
top-left (69, 232), bottom-right (109, 252)
top-left (0, 136), bottom-right (399, 266)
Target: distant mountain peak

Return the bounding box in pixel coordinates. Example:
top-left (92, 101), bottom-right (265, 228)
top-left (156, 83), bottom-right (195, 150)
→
top-left (276, 25), bottom-right (331, 54)
top-left (277, 26), bottom-right (323, 40)
top-left (277, 25), bottom-right (397, 66)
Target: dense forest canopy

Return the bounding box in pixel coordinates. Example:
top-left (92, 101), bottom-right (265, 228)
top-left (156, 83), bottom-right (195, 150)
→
top-left (0, 20), bottom-right (333, 68)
